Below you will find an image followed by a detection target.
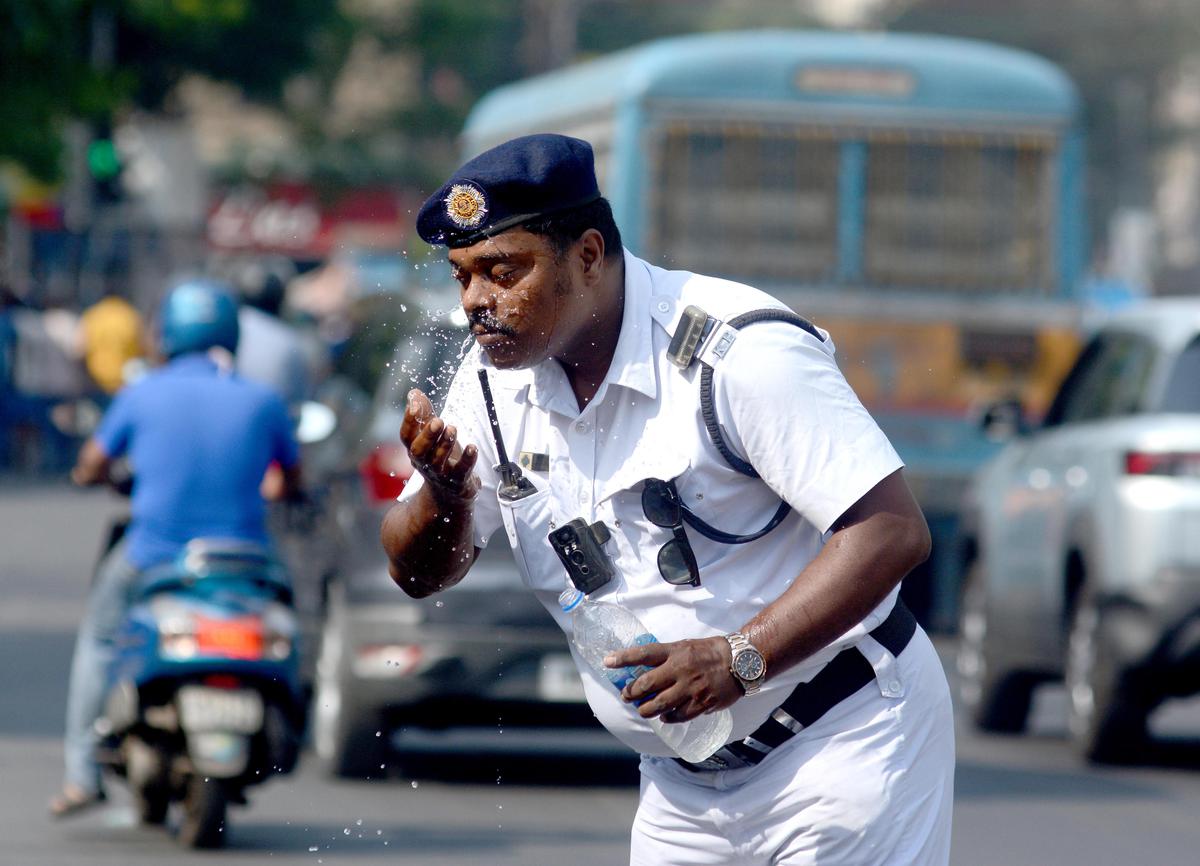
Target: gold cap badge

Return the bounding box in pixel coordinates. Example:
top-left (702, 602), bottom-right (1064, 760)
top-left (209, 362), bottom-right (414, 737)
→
top-left (445, 183), bottom-right (488, 229)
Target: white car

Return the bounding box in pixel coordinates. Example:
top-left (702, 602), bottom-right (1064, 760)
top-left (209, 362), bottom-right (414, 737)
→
top-left (957, 299), bottom-right (1200, 763)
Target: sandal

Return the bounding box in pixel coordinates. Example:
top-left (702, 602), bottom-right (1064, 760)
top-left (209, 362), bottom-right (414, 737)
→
top-left (48, 784), bottom-right (107, 819)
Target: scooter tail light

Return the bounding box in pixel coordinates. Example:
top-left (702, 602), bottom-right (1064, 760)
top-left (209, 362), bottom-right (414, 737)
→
top-left (193, 615), bottom-right (264, 661)
top-left (1124, 451), bottom-right (1200, 477)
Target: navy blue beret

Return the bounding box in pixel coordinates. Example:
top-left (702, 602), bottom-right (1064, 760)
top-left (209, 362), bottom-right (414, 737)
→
top-left (416, 133), bottom-right (601, 248)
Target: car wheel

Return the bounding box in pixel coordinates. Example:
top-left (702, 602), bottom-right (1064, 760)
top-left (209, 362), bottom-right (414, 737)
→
top-left (312, 583), bottom-right (388, 779)
top-left (1065, 592), bottom-right (1144, 764)
top-left (957, 559), bottom-right (1036, 733)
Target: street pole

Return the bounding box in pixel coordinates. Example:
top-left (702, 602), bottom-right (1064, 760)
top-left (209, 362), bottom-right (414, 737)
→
top-left (521, 0), bottom-right (582, 75)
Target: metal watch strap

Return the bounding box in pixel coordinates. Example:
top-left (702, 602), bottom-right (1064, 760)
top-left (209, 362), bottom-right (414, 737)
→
top-left (725, 632), bottom-right (764, 696)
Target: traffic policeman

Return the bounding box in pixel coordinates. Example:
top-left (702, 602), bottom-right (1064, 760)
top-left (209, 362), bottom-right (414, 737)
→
top-left (381, 134), bottom-right (954, 865)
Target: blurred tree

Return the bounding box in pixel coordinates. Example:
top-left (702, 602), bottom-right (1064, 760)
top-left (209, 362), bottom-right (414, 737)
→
top-left (119, 0), bottom-right (350, 108)
top-left (371, 0), bottom-right (825, 188)
top-left (0, 0), bottom-right (349, 184)
top-left (0, 1), bottom-right (115, 182)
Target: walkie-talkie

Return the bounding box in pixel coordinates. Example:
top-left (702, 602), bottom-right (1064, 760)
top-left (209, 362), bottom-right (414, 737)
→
top-left (478, 369), bottom-right (537, 502)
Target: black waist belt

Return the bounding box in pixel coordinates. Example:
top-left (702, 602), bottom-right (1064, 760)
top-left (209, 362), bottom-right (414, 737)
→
top-left (675, 599), bottom-right (918, 773)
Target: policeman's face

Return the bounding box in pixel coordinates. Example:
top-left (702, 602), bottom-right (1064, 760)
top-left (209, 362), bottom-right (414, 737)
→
top-left (448, 228), bottom-right (586, 370)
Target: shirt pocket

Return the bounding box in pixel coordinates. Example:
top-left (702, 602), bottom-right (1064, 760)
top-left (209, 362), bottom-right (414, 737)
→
top-left (496, 482), bottom-right (561, 594)
top-left (598, 451), bottom-right (694, 588)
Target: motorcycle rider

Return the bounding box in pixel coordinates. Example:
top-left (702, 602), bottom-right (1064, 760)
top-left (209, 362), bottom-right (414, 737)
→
top-left (49, 278), bottom-right (303, 818)
top-left (229, 256), bottom-right (322, 413)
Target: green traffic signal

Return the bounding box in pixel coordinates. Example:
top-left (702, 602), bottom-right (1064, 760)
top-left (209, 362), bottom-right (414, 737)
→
top-left (87, 138), bottom-right (121, 180)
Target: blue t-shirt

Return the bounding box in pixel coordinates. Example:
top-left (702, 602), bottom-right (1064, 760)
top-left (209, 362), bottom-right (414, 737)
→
top-left (95, 354), bottom-right (300, 569)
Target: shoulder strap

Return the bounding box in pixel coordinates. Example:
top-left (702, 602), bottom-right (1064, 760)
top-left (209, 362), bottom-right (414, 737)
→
top-left (698, 309), bottom-right (824, 478)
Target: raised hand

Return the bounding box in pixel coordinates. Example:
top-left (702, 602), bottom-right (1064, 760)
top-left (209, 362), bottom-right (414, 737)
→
top-left (399, 389), bottom-right (481, 502)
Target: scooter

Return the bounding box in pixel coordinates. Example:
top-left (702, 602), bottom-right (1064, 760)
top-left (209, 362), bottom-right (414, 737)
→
top-left (95, 537), bottom-right (305, 848)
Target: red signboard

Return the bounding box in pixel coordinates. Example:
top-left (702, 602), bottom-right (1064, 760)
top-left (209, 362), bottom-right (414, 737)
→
top-left (207, 183), bottom-right (412, 258)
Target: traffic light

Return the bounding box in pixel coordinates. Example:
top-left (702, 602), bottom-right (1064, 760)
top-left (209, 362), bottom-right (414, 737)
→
top-left (87, 124), bottom-right (124, 204)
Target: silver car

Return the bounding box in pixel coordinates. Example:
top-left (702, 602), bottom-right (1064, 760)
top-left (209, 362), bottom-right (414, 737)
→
top-left (311, 316), bottom-right (603, 777)
top-left (957, 299), bottom-right (1200, 763)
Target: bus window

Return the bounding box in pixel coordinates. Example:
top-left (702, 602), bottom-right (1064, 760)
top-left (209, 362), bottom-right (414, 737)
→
top-left (646, 122), bottom-right (839, 282)
top-left (863, 133), bottom-right (1056, 294)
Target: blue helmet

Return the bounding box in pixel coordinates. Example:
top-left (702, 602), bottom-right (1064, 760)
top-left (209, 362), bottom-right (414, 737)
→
top-left (159, 278), bottom-right (240, 359)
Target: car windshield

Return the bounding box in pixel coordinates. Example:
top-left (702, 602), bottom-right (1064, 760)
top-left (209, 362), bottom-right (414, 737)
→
top-left (1159, 337), bottom-right (1200, 413)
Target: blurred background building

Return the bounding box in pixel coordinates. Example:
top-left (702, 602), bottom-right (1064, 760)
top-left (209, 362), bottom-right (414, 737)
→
top-left (4, 0), bottom-right (1200, 308)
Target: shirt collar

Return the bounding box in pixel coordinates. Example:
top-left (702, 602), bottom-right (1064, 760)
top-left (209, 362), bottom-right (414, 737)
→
top-left (604, 249), bottom-right (658, 401)
top-left (166, 352), bottom-right (220, 374)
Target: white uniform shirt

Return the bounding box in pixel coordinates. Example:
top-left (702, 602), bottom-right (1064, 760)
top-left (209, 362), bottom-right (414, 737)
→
top-left (401, 249), bottom-right (904, 757)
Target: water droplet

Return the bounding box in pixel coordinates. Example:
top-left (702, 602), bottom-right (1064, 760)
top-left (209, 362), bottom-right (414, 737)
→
top-left (411, 780), bottom-right (419, 789)
top-left (435, 600), bottom-right (444, 607)
top-left (309, 846), bottom-right (319, 853)
top-left (343, 828), bottom-right (351, 835)
top-left (356, 819), bottom-right (363, 826)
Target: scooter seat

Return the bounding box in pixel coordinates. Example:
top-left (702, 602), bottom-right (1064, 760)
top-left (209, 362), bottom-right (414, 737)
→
top-left (135, 538), bottom-right (293, 604)
top-left (182, 538), bottom-right (274, 570)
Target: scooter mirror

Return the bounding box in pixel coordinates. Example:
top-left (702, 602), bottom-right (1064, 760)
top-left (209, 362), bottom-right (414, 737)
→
top-left (296, 401), bottom-right (337, 445)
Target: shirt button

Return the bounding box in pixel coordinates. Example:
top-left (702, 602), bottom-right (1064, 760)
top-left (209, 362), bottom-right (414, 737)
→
top-left (575, 421), bottom-right (591, 433)
top-left (657, 301), bottom-right (670, 314)
top-left (887, 680), bottom-right (902, 694)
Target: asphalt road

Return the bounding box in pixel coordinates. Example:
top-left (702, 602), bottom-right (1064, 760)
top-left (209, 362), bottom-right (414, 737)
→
top-left (2, 481), bottom-right (1198, 865)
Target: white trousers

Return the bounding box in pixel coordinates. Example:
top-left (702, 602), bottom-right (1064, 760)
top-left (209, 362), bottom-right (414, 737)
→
top-left (631, 629), bottom-right (955, 866)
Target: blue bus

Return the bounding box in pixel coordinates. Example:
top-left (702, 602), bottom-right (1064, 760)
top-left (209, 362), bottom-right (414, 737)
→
top-left (459, 30), bottom-right (1090, 629)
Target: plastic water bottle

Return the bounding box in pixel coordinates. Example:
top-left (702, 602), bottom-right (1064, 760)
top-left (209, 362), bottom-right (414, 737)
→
top-left (559, 588), bottom-right (733, 763)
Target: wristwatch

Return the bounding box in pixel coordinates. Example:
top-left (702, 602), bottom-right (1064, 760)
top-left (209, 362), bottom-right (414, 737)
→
top-left (724, 632), bottom-right (766, 696)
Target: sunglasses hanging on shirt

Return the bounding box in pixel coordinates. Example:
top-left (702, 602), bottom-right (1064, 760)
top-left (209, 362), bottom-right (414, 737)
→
top-left (641, 476), bottom-right (792, 587)
top-left (641, 478), bottom-right (701, 587)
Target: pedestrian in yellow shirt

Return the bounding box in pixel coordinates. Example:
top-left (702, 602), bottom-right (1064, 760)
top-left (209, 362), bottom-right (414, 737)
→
top-left (79, 291), bottom-right (145, 397)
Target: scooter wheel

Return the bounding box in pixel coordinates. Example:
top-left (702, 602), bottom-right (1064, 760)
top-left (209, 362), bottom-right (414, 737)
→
top-left (133, 787), bottom-right (169, 825)
top-left (177, 777), bottom-right (227, 849)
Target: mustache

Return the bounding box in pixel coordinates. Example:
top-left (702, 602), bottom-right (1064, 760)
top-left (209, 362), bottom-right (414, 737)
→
top-left (468, 310), bottom-right (516, 336)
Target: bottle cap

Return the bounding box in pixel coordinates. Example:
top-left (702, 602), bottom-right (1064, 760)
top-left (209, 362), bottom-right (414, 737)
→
top-left (558, 588), bottom-right (583, 612)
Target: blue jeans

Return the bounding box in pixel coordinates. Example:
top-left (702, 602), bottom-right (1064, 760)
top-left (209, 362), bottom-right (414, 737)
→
top-left (63, 540), bottom-right (141, 794)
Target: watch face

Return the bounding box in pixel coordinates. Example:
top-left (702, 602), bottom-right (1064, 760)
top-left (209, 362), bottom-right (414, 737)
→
top-left (733, 649), bottom-right (765, 682)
